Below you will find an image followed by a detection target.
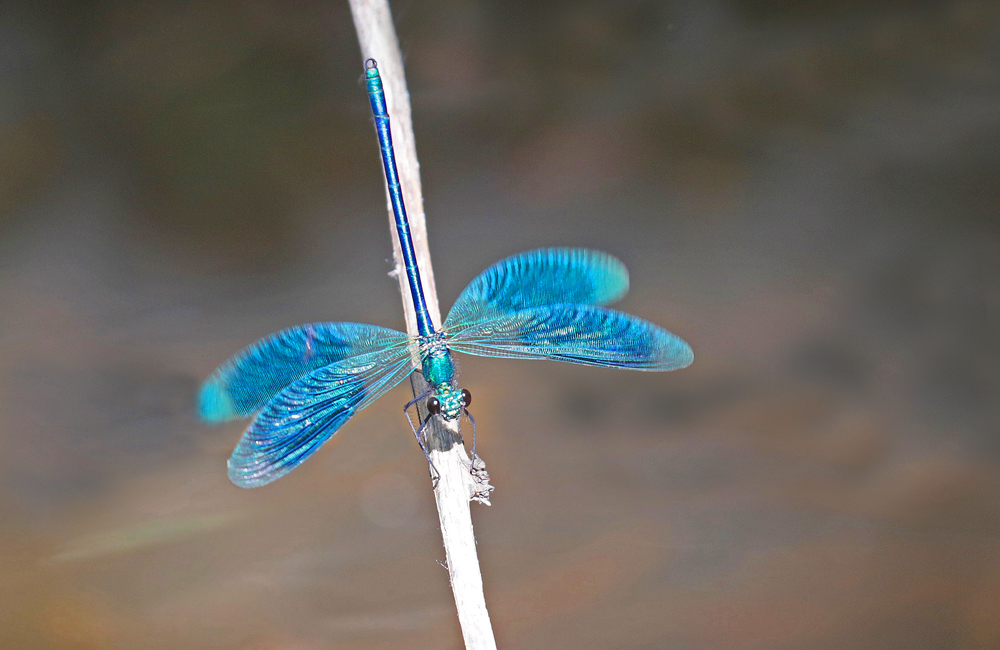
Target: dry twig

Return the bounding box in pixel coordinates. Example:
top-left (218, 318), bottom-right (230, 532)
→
top-left (348, 2), bottom-right (498, 648)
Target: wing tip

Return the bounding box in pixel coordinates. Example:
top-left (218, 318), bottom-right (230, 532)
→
top-left (648, 330), bottom-right (694, 371)
top-left (227, 467), bottom-right (268, 489)
top-left (227, 450), bottom-right (288, 488)
top-left (664, 334), bottom-right (694, 370)
top-left (227, 462), bottom-right (272, 489)
top-left (676, 339), bottom-right (695, 369)
top-left (198, 378), bottom-right (237, 423)
top-left (567, 247), bottom-right (629, 303)
top-left (529, 246), bottom-right (631, 303)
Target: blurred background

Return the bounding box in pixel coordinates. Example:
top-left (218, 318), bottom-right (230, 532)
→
top-left (1, 0), bottom-right (999, 648)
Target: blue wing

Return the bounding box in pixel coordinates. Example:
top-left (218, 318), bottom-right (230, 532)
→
top-left (444, 248), bottom-right (629, 331)
top-left (199, 323), bottom-right (409, 423)
top-left (228, 345), bottom-right (415, 488)
top-left (448, 304), bottom-right (693, 371)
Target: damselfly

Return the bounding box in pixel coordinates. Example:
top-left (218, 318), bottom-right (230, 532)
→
top-left (199, 60), bottom-right (693, 487)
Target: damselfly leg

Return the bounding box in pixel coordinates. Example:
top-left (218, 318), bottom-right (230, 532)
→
top-left (463, 408), bottom-right (477, 462)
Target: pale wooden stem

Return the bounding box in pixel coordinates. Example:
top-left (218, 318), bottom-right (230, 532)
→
top-left (348, 2), bottom-right (498, 649)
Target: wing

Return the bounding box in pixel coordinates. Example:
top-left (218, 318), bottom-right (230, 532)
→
top-left (199, 322), bottom-right (409, 423)
top-left (444, 248), bottom-right (629, 331)
top-left (448, 304), bottom-right (693, 371)
top-left (228, 345), bottom-right (415, 488)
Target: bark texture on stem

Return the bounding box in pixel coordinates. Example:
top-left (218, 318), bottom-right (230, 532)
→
top-left (348, 2), bottom-right (498, 648)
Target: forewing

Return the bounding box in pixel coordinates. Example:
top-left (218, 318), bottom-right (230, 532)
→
top-left (200, 322), bottom-right (409, 423)
top-left (448, 304), bottom-right (693, 371)
top-left (444, 249), bottom-right (629, 331)
top-left (228, 345), bottom-right (415, 488)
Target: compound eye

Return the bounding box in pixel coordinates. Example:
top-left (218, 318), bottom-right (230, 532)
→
top-left (426, 397), bottom-right (441, 415)
top-left (461, 389), bottom-right (472, 407)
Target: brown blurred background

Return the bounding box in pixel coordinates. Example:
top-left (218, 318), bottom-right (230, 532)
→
top-left (1, 1), bottom-right (999, 648)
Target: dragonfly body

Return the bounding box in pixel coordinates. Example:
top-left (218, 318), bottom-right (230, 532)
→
top-left (366, 59), bottom-right (467, 422)
top-left (199, 60), bottom-right (693, 488)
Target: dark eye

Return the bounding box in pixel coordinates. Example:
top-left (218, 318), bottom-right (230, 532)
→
top-left (426, 397), bottom-right (441, 415)
top-left (461, 389), bottom-right (472, 407)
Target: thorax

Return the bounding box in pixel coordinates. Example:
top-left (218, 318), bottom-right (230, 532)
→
top-left (418, 333), bottom-right (454, 388)
top-left (419, 334), bottom-right (464, 420)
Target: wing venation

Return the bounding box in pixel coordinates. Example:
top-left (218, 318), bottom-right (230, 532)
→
top-left (227, 345), bottom-right (415, 488)
top-left (200, 322), bottom-right (409, 423)
top-left (448, 304), bottom-right (692, 371)
top-left (444, 248), bottom-right (629, 331)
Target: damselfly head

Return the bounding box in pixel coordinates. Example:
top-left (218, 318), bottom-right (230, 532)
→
top-left (428, 385), bottom-right (467, 420)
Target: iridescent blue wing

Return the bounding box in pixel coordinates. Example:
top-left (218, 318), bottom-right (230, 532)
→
top-left (199, 323), bottom-right (409, 423)
top-left (228, 344), bottom-right (415, 488)
top-left (448, 304), bottom-right (693, 371)
top-left (443, 249), bottom-right (629, 331)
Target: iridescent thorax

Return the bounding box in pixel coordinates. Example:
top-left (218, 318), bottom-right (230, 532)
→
top-left (419, 335), bottom-right (464, 420)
